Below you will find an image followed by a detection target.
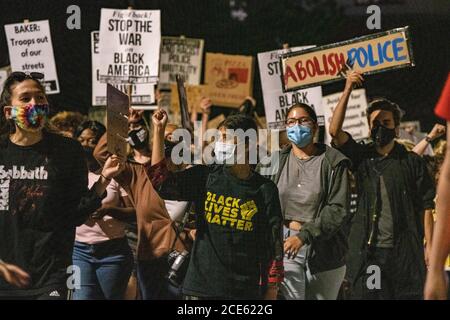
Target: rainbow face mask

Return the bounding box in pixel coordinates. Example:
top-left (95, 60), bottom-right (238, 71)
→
top-left (10, 103), bottom-right (49, 132)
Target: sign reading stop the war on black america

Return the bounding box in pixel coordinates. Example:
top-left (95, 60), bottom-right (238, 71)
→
top-left (98, 8), bottom-right (161, 84)
top-left (91, 31), bottom-right (155, 106)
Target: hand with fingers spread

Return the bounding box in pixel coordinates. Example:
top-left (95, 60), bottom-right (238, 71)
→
top-left (101, 155), bottom-right (126, 180)
top-left (344, 70), bottom-right (364, 92)
top-left (0, 260), bottom-right (30, 288)
top-left (284, 235), bottom-right (303, 259)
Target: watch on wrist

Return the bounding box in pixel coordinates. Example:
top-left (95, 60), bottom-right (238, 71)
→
top-left (425, 136), bottom-right (433, 143)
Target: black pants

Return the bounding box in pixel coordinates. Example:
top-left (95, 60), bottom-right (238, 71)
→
top-left (1, 284), bottom-right (68, 300)
top-left (353, 247), bottom-right (422, 300)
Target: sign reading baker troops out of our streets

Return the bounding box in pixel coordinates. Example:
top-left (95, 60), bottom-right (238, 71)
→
top-left (98, 8), bottom-right (161, 84)
top-left (280, 26), bottom-right (414, 92)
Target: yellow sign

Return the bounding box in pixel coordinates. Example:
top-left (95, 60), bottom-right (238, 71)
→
top-left (204, 53), bottom-right (254, 108)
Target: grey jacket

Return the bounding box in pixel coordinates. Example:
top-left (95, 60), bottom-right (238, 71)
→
top-left (256, 144), bottom-right (351, 274)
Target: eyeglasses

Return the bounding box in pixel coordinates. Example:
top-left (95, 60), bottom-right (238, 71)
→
top-left (9, 71), bottom-right (44, 81)
top-left (285, 117), bottom-right (315, 127)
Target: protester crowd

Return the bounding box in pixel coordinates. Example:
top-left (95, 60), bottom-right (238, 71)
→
top-left (0, 69), bottom-right (449, 300)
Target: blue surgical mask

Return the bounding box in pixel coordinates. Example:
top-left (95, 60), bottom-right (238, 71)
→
top-left (286, 124), bottom-right (313, 148)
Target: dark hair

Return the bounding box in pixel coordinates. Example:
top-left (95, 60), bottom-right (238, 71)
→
top-left (218, 114), bottom-right (258, 132)
top-left (286, 103), bottom-right (318, 123)
top-left (0, 74), bottom-right (47, 142)
top-left (75, 120), bottom-right (106, 144)
top-left (367, 97), bottom-right (402, 126)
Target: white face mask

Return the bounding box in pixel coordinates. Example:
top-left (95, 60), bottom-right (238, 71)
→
top-left (214, 141), bottom-right (237, 163)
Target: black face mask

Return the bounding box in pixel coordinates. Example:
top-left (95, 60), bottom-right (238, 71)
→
top-left (83, 146), bottom-right (100, 173)
top-left (370, 124), bottom-right (396, 147)
top-left (128, 127), bottom-right (149, 150)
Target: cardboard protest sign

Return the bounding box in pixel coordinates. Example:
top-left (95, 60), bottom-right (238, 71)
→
top-left (4, 20), bottom-right (60, 94)
top-left (91, 31), bottom-right (155, 106)
top-left (281, 26), bottom-right (414, 91)
top-left (159, 36), bottom-right (204, 89)
top-left (98, 8), bottom-right (161, 84)
top-left (204, 53), bottom-right (254, 108)
top-left (323, 89), bottom-right (370, 144)
top-left (258, 46), bottom-right (323, 130)
top-left (176, 75), bottom-right (194, 134)
top-left (107, 84), bottom-right (130, 158)
top-left (170, 83), bottom-right (209, 114)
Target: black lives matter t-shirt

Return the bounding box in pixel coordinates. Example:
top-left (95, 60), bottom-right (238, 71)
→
top-left (0, 132), bottom-right (97, 297)
top-left (151, 164), bottom-right (283, 299)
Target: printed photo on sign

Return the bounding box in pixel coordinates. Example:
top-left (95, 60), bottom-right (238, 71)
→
top-left (4, 20), bottom-right (60, 94)
top-left (204, 53), bottom-right (254, 108)
top-left (258, 46), bottom-right (323, 130)
top-left (98, 8), bottom-right (161, 84)
top-left (91, 31), bottom-right (155, 106)
top-left (323, 88), bottom-right (370, 145)
top-left (159, 36), bottom-right (204, 89)
top-left (281, 26), bottom-right (414, 91)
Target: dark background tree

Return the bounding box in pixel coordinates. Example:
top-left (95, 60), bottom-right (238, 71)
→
top-left (1, 0), bottom-right (449, 131)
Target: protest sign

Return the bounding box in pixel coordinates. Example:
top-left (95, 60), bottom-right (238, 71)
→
top-left (107, 84), bottom-right (130, 158)
top-left (258, 46), bottom-right (323, 130)
top-left (281, 26), bottom-right (414, 91)
top-left (176, 75), bottom-right (194, 134)
top-left (159, 36), bottom-right (204, 89)
top-left (4, 20), bottom-right (60, 94)
top-left (171, 83), bottom-right (209, 114)
top-left (204, 53), bottom-right (254, 108)
top-left (91, 31), bottom-right (155, 106)
top-left (98, 8), bottom-right (161, 84)
top-left (323, 88), bottom-right (370, 144)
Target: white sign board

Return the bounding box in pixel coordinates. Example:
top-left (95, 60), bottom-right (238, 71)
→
top-left (91, 31), bottom-right (155, 106)
top-left (159, 36), bottom-right (204, 89)
top-left (323, 88), bottom-right (370, 144)
top-left (257, 46), bottom-right (323, 130)
top-left (4, 20), bottom-right (60, 94)
top-left (98, 8), bottom-right (161, 84)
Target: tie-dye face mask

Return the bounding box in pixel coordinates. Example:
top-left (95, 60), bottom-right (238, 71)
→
top-left (10, 103), bottom-right (49, 132)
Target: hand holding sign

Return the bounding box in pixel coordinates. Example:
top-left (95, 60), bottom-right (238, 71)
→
top-left (344, 70), bottom-right (364, 92)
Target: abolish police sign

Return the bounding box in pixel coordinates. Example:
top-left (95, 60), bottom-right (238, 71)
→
top-left (258, 46), bottom-right (323, 130)
top-left (4, 20), bottom-right (60, 94)
top-left (91, 31), bottom-right (155, 106)
top-left (280, 26), bottom-right (414, 91)
top-left (98, 8), bottom-right (161, 84)
top-left (159, 36), bottom-right (204, 89)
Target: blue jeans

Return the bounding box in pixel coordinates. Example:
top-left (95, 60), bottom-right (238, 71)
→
top-left (137, 257), bottom-right (182, 300)
top-left (72, 238), bottom-right (133, 300)
top-left (280, 226), bottom-right (346, 300)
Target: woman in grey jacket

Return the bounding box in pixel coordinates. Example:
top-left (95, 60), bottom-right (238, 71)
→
top-left (257, 103), bottom-right (351, 300)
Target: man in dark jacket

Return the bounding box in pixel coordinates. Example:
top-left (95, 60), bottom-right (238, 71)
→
top-left (329, 71), bottom-right (436, 299)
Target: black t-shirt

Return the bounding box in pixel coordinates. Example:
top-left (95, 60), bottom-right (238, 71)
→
top-left (153, 164), bottom-right (283, 299)
top-left (0, 133), bottom-right (93, 297)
